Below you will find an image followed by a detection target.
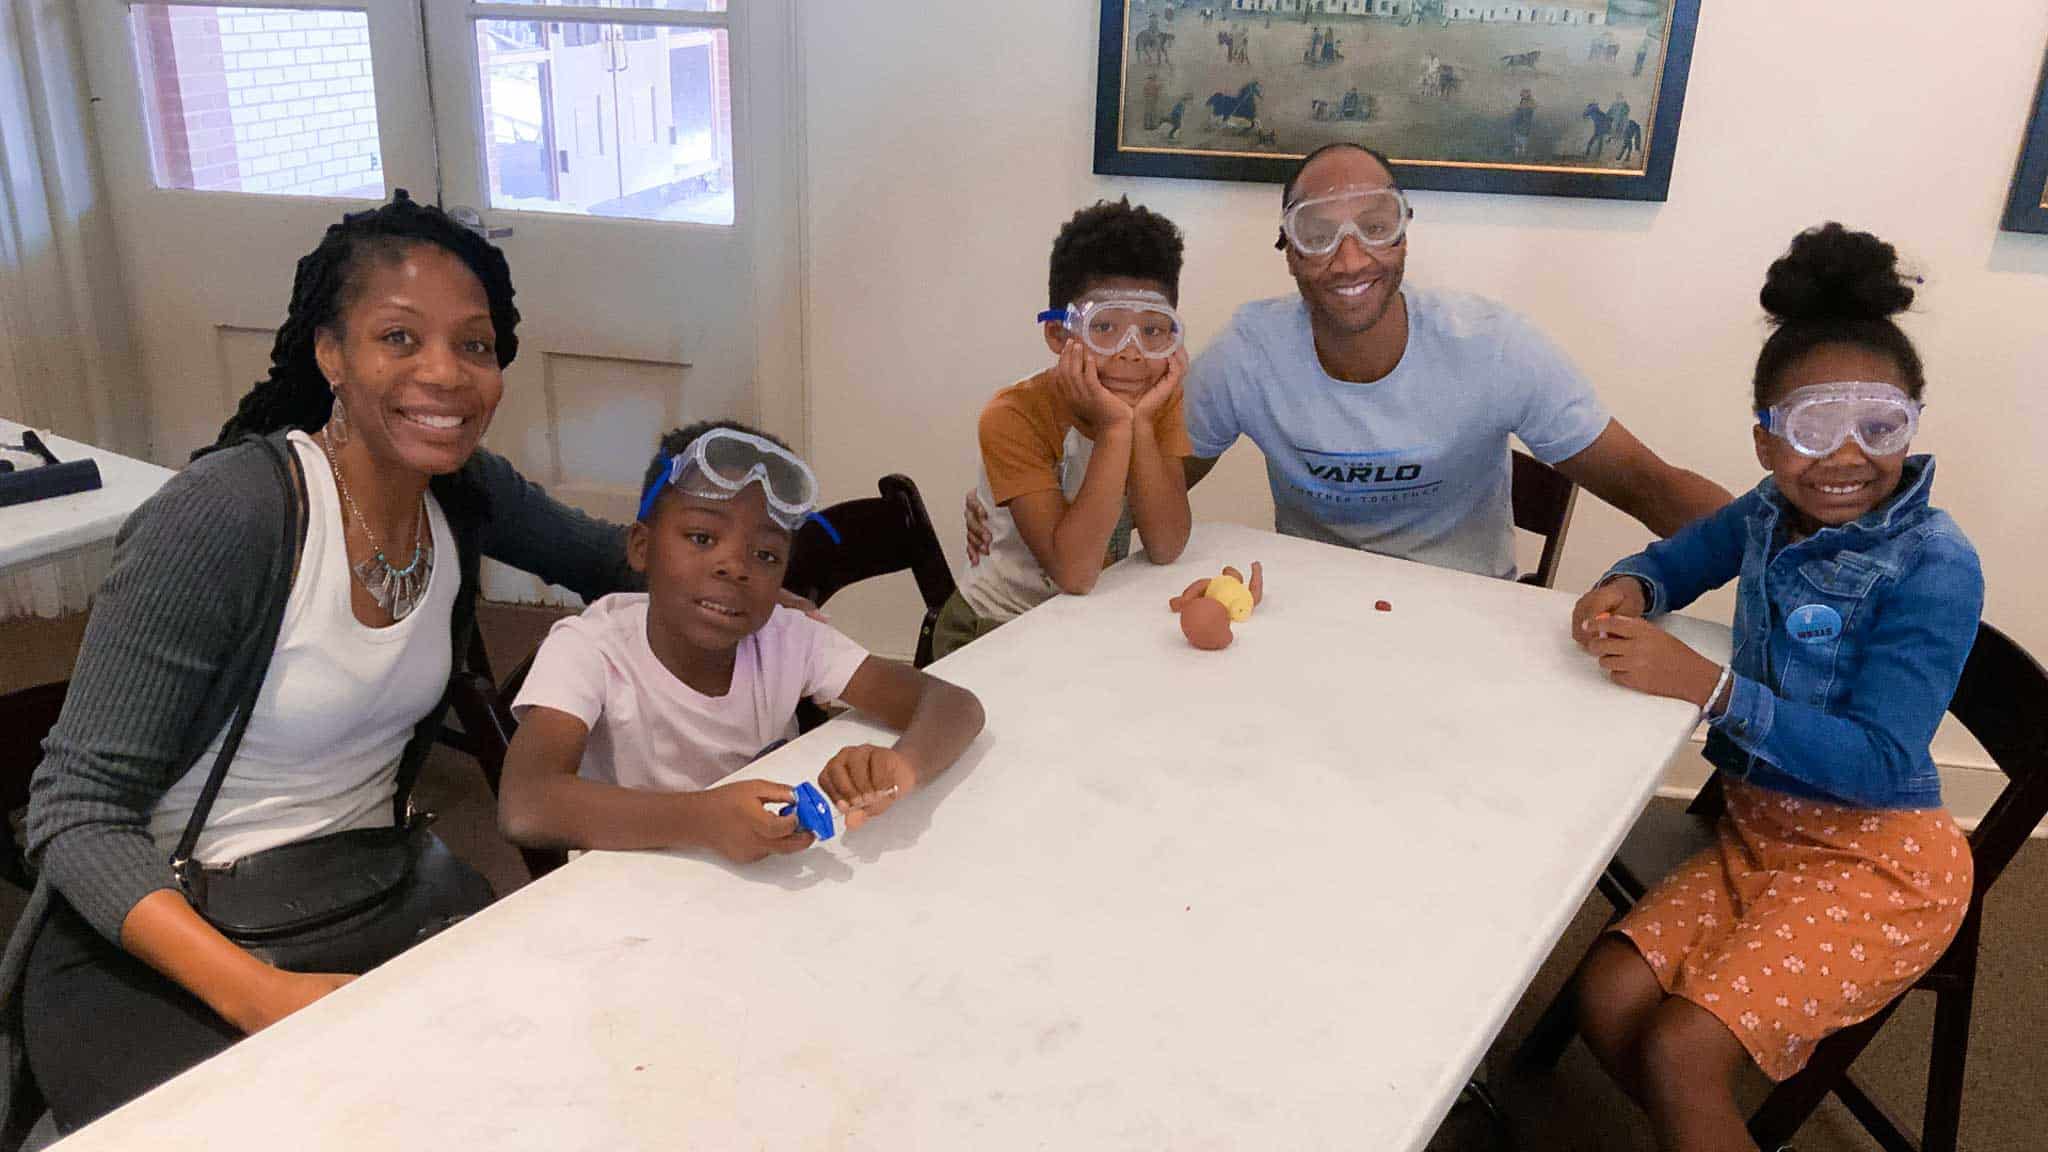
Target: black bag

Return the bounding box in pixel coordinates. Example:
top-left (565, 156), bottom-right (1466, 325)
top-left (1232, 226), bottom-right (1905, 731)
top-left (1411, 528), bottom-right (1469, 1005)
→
top-left (170, 435), bottom-right (492, 973)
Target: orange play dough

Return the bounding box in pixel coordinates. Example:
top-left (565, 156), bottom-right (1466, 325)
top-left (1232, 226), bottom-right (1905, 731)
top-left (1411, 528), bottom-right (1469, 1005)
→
top-left (1178, 597), bottom-right (1234, 650)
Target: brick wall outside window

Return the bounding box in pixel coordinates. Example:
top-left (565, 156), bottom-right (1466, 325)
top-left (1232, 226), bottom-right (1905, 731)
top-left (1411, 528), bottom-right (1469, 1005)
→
top-left (138, 6), bottom-right (384, 198)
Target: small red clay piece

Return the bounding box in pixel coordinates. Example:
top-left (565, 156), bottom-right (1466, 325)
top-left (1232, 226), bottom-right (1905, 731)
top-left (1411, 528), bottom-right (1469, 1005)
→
top-left (1374, 599), bottom-right (1392, 612)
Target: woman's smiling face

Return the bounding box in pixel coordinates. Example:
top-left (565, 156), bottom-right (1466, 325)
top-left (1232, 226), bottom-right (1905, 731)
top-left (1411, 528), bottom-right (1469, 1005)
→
top-left (315, 242), bottom-right (504, 476)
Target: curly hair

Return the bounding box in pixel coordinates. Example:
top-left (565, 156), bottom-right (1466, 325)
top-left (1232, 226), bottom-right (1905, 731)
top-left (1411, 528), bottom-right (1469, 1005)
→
top-left (197, 190), bottom-right (521, 458)
top-left (1047, 197), bottom-right (1185, 310)
top-left (1754, 222), bottom-right (1925, 408)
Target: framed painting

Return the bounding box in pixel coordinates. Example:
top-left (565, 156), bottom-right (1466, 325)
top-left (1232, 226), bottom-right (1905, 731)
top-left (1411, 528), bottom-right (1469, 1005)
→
top-left (2002, 48), bottom-right (2048, 234)
top-left (1093, 0), bottom-right (1702, 201)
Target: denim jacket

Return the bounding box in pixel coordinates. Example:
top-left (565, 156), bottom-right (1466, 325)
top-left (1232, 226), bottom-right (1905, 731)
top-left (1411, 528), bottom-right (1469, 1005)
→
top-left (1606, 456), bottom-right (1981, 810)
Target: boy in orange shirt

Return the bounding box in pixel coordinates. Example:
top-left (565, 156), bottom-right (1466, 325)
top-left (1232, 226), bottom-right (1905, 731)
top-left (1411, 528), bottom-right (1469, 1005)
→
top-left (931, 199), bottom-right (1194, 658)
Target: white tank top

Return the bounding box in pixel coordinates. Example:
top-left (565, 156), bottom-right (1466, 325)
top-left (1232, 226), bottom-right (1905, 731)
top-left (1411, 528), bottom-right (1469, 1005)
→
top-left (149, 432), bottom-right (458, 864)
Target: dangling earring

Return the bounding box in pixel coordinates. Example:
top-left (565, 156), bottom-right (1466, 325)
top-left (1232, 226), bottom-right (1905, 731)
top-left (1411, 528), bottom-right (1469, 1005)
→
top-left (327, 395), bottom-right (351, 448)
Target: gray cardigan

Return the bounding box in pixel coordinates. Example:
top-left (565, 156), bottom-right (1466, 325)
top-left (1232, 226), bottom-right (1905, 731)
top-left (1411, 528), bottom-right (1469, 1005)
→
top-left (0, 432), bottom-right (633, 1137)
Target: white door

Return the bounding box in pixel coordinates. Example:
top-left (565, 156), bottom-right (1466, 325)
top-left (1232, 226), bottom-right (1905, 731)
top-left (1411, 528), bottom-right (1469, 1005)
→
top-left (79, 0), bottom-right (440, 460)
top-left (423, 0), bottom-right (804, 603)
top-left (80, 0), bottom-right (803, 605)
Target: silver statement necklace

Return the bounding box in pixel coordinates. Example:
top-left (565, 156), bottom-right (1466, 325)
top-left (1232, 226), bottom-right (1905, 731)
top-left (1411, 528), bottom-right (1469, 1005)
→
top-left (320, 428), bottom-right (432, 620)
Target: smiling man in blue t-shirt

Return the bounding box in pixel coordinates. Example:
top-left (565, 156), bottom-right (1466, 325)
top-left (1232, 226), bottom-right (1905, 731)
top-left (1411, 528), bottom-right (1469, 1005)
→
top-left (1180, 143), bottom-right (1729, 579)
top-left (968, 144), bottom-right (1728, 580)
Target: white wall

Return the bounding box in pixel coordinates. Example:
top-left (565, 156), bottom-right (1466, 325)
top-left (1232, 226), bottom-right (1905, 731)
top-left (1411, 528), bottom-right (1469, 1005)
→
top-left (799, 0), bottom-right (2048, 702)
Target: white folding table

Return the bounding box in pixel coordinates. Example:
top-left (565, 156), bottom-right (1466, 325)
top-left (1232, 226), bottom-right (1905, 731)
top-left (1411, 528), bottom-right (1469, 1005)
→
top-left (57, 522), bottom-right (1728, 1151)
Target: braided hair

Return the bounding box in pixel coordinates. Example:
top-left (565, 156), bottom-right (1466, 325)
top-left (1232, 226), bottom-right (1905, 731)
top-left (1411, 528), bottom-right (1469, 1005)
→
top-left (197, 190), bottom-right (521, 458)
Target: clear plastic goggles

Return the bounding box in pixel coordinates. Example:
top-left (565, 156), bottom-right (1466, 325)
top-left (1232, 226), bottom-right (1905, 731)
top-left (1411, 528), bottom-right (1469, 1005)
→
top-left (1278, 185), bottom-right (1412, 256)
top-left (1036, 294), bottom-right (1184, 359)
top-left (1757, 382), bottom-right (1921, 459)
top-left (637, 427), bottom-right (821, 529)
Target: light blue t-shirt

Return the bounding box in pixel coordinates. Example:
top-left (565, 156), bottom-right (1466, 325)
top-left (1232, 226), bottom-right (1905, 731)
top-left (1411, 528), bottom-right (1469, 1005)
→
top-left (1184, 287), bottom-right (1611, 579)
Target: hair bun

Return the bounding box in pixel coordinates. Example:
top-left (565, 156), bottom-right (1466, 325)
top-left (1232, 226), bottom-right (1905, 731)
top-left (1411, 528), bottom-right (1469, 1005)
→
top-left (1760, 222), bottom-right (1915, 324)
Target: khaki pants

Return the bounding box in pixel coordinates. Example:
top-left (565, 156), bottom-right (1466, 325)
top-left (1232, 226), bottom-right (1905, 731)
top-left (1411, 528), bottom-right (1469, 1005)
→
top-left (930, 590), bottom-right (1005, 661)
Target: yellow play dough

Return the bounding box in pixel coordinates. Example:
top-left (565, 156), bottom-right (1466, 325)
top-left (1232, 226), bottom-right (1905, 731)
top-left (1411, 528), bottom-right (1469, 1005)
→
top-left (1204, 574), bottom-right (1254, 622)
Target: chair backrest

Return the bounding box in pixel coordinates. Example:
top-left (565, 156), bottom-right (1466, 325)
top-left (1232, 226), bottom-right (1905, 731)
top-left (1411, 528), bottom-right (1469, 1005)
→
top-left (783, 474), bottom-right (955, 667)
top-left (0, 680), bottom-right (69, 888)
top-left (443, 664), bottom-right (568, 882)
top-left (1511, 450), bottom-right (1579, 589)
top-left (1946, 621), bottom-right (2048, 895)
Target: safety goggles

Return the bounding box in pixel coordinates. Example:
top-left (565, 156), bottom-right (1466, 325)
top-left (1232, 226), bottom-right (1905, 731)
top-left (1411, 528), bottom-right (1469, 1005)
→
top-left (637, 427), bottom-right (821, 530)
top-left (1036, 294), bottom-right (1184, 360)
top-left (1756, 382), bottom-right (1921, 459)
top-left (1277, 185), bottom-right (1412, 256)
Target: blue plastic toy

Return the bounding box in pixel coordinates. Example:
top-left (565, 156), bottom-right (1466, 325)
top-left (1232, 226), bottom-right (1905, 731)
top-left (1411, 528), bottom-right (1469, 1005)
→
top-left (779, 780), bottom-right (836, 841)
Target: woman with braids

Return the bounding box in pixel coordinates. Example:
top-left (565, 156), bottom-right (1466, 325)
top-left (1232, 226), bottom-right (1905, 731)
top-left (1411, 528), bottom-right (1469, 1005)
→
top-left (0, 192), bottom-right (636, 1136)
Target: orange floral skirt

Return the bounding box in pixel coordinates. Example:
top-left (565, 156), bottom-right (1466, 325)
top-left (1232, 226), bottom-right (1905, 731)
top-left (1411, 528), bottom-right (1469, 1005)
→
top-left (1612, 780), bottom-right (1972, 1080)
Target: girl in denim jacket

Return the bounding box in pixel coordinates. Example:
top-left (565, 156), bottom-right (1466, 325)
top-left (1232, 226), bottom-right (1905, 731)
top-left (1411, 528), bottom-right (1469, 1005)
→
top-left (1566, 224), bottom-right (1981, 1151)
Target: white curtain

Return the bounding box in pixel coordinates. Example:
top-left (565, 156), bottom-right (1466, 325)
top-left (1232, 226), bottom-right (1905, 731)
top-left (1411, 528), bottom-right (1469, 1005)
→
top-left (0, 0), bottom-right (144, 619)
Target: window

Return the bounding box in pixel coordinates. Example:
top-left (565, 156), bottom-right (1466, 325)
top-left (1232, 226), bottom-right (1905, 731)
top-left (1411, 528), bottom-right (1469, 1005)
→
top-left (475, 1), bottom-right (734, 224)
top-left (132, 5), bottom-right (384, 198)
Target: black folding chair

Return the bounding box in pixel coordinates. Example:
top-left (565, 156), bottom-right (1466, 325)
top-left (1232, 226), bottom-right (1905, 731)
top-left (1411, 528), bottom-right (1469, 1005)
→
top-left (783, 474), bottom-right (955, 668)
top-left (0, 680), bottom-right (68, 889)
top-left (1512, 449), bottom-right (1579, 589)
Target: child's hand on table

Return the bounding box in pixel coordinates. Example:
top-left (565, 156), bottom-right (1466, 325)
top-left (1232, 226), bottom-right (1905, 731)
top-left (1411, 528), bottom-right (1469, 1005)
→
top-left (1579, 613), bottom-right (1723, 709)
top-left (819, 744), bottom-right (917, 831)
top-left (690, 779), bottom-right (815, 863)
top-left (1572, 576), bottom-right (1648, 647)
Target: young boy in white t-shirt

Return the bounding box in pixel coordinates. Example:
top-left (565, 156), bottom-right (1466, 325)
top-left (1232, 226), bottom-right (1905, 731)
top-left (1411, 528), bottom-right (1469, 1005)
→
top-left (498, 421), bottom-right (984, 862)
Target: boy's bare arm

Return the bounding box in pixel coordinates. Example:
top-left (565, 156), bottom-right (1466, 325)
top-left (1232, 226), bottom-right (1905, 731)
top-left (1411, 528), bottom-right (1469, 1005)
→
top-left (1005, 418), bottom-right (1132, 594)
top-left (497, 706), bottom-right (810, 860)
top-left (1124, 352), bottom-right (1192, 563)
top-left (1126, 427), bottom-right (1190, 563)
top-left (823, 658), bottom-right (985, 823)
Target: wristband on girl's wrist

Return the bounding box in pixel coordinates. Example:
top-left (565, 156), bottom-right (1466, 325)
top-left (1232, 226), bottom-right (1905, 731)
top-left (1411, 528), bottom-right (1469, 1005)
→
top-left (1705, 663), bottom-right (1733, 718)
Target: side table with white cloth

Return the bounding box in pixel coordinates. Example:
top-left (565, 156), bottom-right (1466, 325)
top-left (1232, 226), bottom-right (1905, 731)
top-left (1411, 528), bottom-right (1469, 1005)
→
top-left (1, 417), bottom-right (171, 621)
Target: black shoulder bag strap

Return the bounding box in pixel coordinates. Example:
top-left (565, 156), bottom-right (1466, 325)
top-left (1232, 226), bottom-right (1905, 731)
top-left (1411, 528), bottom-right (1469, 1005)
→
top-left (170, 435), bottom-right (305, 897)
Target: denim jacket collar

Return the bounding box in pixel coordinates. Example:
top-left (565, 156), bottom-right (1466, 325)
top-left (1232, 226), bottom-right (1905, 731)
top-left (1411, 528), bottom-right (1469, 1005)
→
top-left (1752, 454), bottom-right (1936, 548)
